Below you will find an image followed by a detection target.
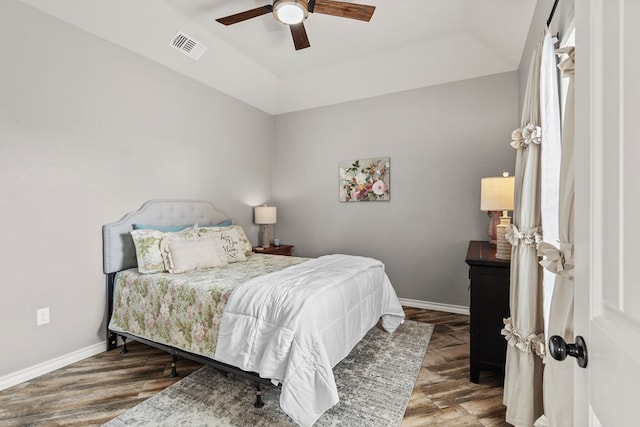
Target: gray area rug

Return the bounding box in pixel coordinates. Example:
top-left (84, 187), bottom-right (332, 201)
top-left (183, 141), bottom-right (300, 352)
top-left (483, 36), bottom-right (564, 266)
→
top-left (104, 320), bottom-right (433, 427)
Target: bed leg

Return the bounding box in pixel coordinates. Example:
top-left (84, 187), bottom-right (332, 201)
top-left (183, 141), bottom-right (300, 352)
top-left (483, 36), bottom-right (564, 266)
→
top-left (170, 354), bottom-right (178, 378)
top-left (107, 332), bottom-right (118, 351)
top-left (120, 336), bottom-right (128, 354)
top-left (254, 382), bottom-right (264, 408)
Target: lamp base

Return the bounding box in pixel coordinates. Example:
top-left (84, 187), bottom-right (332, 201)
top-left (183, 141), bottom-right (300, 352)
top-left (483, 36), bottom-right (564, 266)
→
top-left (260, 224), bottom-right (270, 249)
top-left (487, 211), bottom-right (501, 244)
top-left (495, 212), bottom-right (512, 260)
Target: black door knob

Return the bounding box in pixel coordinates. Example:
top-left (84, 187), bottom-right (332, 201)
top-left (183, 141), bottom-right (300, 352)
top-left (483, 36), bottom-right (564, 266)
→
top-left (548, 335), bottom-right (588, 368)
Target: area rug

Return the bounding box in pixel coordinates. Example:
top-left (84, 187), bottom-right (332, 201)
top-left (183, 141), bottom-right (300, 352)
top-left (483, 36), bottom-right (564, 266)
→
top-left (104, 320), bottom-right (433, 427)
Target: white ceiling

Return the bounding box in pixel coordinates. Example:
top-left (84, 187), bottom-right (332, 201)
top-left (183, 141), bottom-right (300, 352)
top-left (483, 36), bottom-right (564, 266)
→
top-left (19, 0), bottom-right (537, 115)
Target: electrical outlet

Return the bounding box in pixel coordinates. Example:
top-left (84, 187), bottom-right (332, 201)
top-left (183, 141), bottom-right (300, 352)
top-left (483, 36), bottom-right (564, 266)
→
top-left (36, 307), bottom-right (50, 326)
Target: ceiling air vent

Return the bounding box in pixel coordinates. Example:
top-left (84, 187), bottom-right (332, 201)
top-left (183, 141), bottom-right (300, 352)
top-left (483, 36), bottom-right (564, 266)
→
top-left (170, 31), bottom-right (207, 60)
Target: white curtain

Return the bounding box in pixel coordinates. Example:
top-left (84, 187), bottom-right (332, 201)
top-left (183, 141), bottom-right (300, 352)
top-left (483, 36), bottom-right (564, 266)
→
top-left (502, 31), bottom-right (547, 427)
top-left (537, 45), bottom-right (576, 427)
top-left (539, 31), bottom-right (562, 342)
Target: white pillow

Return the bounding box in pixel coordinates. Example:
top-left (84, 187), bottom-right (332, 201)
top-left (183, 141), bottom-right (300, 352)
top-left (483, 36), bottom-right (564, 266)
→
top-left (160, 235), bottom-right (228, 274)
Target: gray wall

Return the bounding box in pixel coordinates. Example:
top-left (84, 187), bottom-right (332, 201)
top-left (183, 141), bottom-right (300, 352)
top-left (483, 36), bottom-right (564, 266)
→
top-left (0, 1), bottom-right (273, 377)
top-left (272, 72), bottom-right (519, 306)
top-left (0, 0), bottom-right (529, 381)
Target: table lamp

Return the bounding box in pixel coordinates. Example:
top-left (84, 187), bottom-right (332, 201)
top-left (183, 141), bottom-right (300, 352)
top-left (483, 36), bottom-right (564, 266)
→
top-left (254, 205), bottom-right (277, 249)
top-left (480, 172), bottom-right (515, 260)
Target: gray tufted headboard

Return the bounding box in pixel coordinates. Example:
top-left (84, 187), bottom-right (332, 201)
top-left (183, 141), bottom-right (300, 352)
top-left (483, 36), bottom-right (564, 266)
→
top-left (102, 199), bottom-right (231, 274)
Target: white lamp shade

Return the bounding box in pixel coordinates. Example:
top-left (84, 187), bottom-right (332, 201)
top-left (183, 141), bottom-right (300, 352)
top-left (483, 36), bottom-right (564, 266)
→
top-left (254, 206), bottom-right (277, 224)
top-left (481, 176), bottom-right (515, 211)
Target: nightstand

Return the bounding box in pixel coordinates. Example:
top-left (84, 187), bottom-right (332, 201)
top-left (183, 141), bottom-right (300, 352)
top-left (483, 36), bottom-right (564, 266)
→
top-left (465, 240), bottom-right (511, 383)
top-left (252, 244), bottom-right (294, 256)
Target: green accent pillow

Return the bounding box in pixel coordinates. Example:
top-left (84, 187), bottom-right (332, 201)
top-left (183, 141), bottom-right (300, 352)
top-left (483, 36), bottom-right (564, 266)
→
top-left (130, 227), bottom-right (198, 273)
top-left (201, 219), bottom-right (232, 227)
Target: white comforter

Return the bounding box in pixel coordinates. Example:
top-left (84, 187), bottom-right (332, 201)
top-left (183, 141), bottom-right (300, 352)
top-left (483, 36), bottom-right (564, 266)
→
top-left (214, 254), bottom-right (405, 426)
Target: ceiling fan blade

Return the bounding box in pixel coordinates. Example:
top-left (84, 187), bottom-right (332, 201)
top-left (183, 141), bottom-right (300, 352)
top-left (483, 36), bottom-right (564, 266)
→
top-left (312, 0), bottom-right (375, 22)
top-left (216, 5), bottom-right (273, 26)
top-left (289, 23), bottom-right (310, 50)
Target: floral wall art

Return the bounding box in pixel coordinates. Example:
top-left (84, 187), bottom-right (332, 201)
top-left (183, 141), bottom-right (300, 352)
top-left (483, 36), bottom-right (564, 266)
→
top-left (339, 157), bottom-right (390, 202)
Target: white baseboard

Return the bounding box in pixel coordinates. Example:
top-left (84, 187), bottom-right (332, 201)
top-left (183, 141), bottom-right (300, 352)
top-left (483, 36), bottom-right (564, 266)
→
top-left (398, 298), bottom-right (469, 315)
top-left (0, 341), bottom-right (106, 391)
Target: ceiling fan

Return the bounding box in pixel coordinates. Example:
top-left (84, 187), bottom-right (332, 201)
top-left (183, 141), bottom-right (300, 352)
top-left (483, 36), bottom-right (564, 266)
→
top-left (215, 0), bottom-right (376, 51)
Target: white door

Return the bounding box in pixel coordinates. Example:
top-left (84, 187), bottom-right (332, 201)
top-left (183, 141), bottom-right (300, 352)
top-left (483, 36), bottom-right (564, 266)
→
top-left (574, 0), bottom-right (640, 425)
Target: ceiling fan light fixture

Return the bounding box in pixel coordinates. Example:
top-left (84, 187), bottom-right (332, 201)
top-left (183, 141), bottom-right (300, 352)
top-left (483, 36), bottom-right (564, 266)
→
top-left (273, 0), bottom-right (308, 25)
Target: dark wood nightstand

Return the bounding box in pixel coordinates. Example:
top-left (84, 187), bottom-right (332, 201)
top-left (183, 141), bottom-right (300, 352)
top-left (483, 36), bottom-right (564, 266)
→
top-left (252, 244), bottom-right (294, 256)
top-left (465, 240), bottom-right (511, 383)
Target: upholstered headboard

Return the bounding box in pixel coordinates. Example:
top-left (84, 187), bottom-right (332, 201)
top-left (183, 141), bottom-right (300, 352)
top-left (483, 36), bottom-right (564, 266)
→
top-left (102, 199), bottom-right (231, 274)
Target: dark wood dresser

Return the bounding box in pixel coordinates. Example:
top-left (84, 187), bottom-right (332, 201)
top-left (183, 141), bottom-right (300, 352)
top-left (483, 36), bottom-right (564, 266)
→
top-left (465, 240), bottom-right (511, 383)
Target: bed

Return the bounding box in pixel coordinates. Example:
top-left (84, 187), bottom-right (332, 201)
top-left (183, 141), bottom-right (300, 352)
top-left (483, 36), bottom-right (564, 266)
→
top-left (103, 199), bottom-right (405, 427)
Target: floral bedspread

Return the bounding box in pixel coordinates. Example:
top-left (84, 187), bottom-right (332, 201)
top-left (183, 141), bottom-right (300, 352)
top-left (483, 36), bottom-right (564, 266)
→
top-left (108, 254), bottom-right (308, 358)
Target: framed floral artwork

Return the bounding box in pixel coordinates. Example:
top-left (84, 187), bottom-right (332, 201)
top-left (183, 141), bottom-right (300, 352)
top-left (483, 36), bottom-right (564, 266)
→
top-left (339, 157), bottom-right (390, 202)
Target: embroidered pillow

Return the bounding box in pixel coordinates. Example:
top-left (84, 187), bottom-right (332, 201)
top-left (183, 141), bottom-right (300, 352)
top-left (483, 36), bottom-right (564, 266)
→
top-left (160, 235), bottom-right (228, 274)
top-left (130, 227), bottom-right (198, 273)
top-left (197, 225), bottom-right (252, 256)
top-left (199, 228), bottom-right (247, 263)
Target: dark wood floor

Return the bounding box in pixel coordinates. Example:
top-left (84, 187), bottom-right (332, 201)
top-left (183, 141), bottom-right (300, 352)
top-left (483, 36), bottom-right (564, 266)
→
top-left (0, 308), bottom-right (507, 426)
top-left (401, 308), bottom-right (508, 427)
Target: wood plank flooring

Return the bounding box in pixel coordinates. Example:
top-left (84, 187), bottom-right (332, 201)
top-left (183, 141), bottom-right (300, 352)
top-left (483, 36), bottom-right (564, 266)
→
top-left (401, 308), bottom-right (508, 427)
top-left (0, 308), bottom-right (508, 426)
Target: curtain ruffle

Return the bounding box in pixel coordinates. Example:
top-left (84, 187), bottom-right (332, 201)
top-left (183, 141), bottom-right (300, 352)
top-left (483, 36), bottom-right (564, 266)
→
top-left (538, 241), bottom-right (574, 279)
top-left (505, 224), bottom-right (543, 247)
top-left (501, 317), bottom-right (545, 358)
top-left (556, 46), bottom-right (575, 77)
top-left (511, 123), bottom-right (542, 149)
